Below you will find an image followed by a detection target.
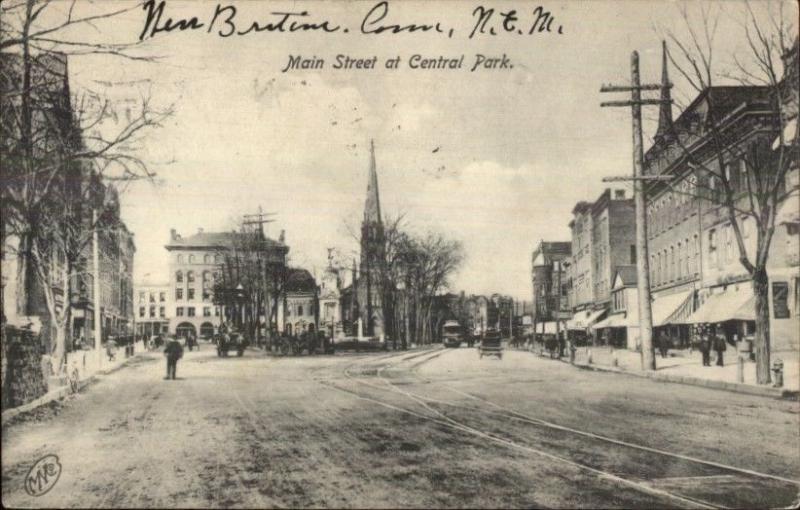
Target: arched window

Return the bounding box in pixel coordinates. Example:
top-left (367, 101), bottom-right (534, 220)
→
top-left (204, 254), bottom-right (211, 264)
top-left (176, 271), bottom-right (183, 283)
top-left (203, 271), bottom-right (211, 285)
top-left (215, 254), bottom-right (222, 264)
top-left (188, 254), bottom-right (195, 264)
top-left (177, 254), bottom-right (184, 264)
top-left (187, 271), bottom-right (195, 283)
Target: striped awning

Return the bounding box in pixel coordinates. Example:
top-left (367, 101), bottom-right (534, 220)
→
top-left (592, 312), bottom-right (638, 330)
top-left (567, 309), bottom-right (607, 330)
top-left (652, 290), bottom-right (695, 326)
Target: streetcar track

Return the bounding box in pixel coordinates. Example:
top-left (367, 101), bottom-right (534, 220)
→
top-left (325, 348), bottom-right (799, 509)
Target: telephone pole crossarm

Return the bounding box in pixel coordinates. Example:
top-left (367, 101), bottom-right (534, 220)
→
top-left (602, 175), bottom-right (673, 182)
top-left (601, 99), bottom-right (672, 108)
top-left (600, 83), bottom-right (671, 92)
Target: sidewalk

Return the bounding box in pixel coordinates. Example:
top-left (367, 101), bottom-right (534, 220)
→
top-left (523, 344), bottom-right (798, 398)
top-left (2, 341), bottom-right (150, 424)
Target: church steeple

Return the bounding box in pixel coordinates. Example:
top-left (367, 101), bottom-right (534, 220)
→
top-left (655, 40), bottom-right (673, 142)
top-left (364, 139), bottom-right (382, 225)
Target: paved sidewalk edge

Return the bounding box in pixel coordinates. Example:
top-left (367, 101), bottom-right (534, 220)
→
top-left (1, 353), bottom-right (149, 424)
top-left (565, 358), bottom-right (797, 399)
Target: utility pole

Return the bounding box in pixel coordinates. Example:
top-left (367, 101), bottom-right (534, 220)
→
top-left (92, 209), bottom-right (102, 369)
top-left (242, 207), bottom-right (276, 346)
top-left (600, 51), bottom-right (672, 371)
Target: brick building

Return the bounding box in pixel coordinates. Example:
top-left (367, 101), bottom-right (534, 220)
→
top-left (530, 241), bottom-right (571, 337)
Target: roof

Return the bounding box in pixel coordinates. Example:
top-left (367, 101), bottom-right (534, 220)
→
top-left (364, 140), bottom-right (382, 225)
top-left (532, 241), bottom-right (571, 267)
top-left (285, 268), bottom-right (317, 293)
top-left (613, 265), bottom-right (638, 287)
top-left (165, 230), bottom-right (286, 250)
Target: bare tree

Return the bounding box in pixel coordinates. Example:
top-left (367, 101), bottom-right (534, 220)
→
top-left (658, 2), bottom-right (798, 383)
top-left (1, 0), bottom-right (171, 374)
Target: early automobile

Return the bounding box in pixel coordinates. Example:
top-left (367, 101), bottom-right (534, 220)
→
top-left (442, 320), bottom-right (464, 348)
top-left (479, 328), bottom-right (503, 359)
top-left (216, 331), bottom-right (247, 357)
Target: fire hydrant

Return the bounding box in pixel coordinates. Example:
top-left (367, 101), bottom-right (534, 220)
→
top-left (772, 359), bottom-right (784, 388)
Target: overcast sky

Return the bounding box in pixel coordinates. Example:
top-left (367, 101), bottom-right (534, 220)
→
top-left (50, 0), bottom-right (796, 299)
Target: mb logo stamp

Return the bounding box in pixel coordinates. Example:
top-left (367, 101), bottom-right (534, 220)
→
top-left (24, 454), bottom-right (62, 497)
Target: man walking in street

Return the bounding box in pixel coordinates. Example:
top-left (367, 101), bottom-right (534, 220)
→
top-left (164, 336), bottom-right (184, 380)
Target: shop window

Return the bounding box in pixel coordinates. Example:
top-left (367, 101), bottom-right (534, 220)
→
top-left (773, 282), bottom-right (790, 319)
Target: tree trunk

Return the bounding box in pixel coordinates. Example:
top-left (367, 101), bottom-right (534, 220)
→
top-left (753, 267), bottom-right (771, 385)
top-left (15, 233), bottom-right (34, 316)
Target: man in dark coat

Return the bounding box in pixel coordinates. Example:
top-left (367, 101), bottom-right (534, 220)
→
top-left (164, 336), bottom-right (184, 380)
top-left (713, 326), bottom-right (727, 366)
top-left (698, 327), bottom-right (711, 367)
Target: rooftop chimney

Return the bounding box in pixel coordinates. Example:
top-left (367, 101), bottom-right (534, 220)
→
top-left (170, 228), bottom-right (178, 241)
top-left (279, 230), bottom-right (286, 243)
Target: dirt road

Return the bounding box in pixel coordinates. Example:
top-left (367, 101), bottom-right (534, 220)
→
top-left (3, 344), bottom-right (799, 508)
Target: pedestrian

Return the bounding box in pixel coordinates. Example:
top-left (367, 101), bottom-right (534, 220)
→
top-left (163, 336), bottom-right (184, 380)
top-left (698, 327), bottom-right (711, 367)
top-left (659, 332), bottom-right (670, 358)
top-left (713, 327), bottom-right (727, 367)
top-left (106, 337), bottom-right (117, 362)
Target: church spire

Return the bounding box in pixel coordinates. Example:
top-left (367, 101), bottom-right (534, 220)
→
top-left (655, 40), bottom-right (673, 141)
top-left (364, 139), bottom-right (382, 225)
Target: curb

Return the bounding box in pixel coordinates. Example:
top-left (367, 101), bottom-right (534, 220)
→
top-left (566, 359), bottom-right (796, 399)
top-left (1, 353), bottom-right (150, 424)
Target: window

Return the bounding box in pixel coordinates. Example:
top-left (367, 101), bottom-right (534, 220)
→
top-left (215, 254), bottom-right (222, 264)
top-left (159, 307), bottom-right (165, 318)
top-left (204, 254), bottom-right (211, 264)
top-left (709, 229), bottom-right (718, 266)
top-left (725, 226), bottom-right (735, 262)
top-left (298, 305), bottom-right (304, 316)
top-left (630, 245), bottom-right (636, 264)
top-left (187, 271), bottom-right (195, 283)
top-left (159, 292), bottom-right (166, 302)
top-left (709, 175), bottom-right (721, 203)
top-left (149, 305), bottom-right (155, 318)
top-left (188, 288), bottom-right (195, 300)
top-left (203, 307), bottom-right (211, 317)
top-left (203, 289), bottom-right (211, 301)
top-left (176, 307), bottom-right (184, 317)
top-left (739, 159), bottom-right (748, 192)
top-left (188, 307), bottom-right (196, 317)
top-left (215, 307), bottom-right (220, 316)
top-left (188, 254), bottom-right (195, 264)
top-left (650, 255), bottom-right (656, 282)
top-left (684, 238), bottom-right (690, 276)
top-left (176, 271), bottom-right (183, 283)
top-left (139, 291), bottom-right (145, 303)
top-left (177, 254), bottom-right (184, 264)
top-left (149, 293), bottom-right (155, 303)
top-left (676, 242), bottom-right (682, 279)
top-left (139, 306), bottom-right (145, 318)
top-left (794, 277), bottom-right (800, 316)
top-left (773, 282), bottom-right (790, 319)
top-left (693, 234), bottom-right (700, 275)
top-left (669, 246), bottom-right (675, 281)
top-left (176, 288), bottom-right (183, 300)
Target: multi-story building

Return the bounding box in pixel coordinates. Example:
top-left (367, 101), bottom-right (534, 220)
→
top-left (318, 262), bottom-right (342, 337)
top-left (593, 265), bottom-right (639, 349)
top-left (568, 202), bottom-right (594, 312)
top-left (565, 188), bottom-right (635, 342)
top-left (1, 52), bottom-right (135, 348)
top-left (134, 282), bottom-right (170, 338)
top-left (643, 41), bottom-right (798, 353)
top-left (164, 228), bottom-right (288, 339)
top-left (531, 241), bottom-right (571, 336)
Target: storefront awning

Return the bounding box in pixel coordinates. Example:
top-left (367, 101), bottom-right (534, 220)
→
top-left (592, 312), bottom-right (638, 330)
top-left (685, 286), bottom-right (754, 324)
top-left (567, 309), bottom-right (607, 330)
top-left (537, 322), bottom-right (560, 335)
top-left (651, 290), bottom-right (695, 326)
